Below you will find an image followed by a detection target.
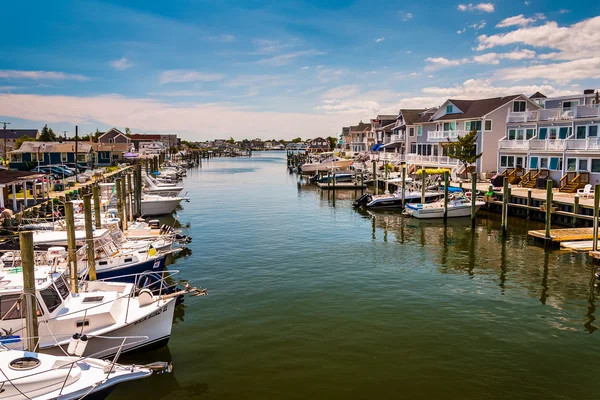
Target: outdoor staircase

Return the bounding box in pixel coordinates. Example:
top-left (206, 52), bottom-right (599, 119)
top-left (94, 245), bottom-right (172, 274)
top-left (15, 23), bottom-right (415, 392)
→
top-left (521, 169), bottom-right (549, 188)
top-left (559, 172), bottom-right (590, 193)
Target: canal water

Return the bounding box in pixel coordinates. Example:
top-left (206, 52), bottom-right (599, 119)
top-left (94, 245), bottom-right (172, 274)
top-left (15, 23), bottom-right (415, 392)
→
top-left (112, 152), bottom-right (598, 399)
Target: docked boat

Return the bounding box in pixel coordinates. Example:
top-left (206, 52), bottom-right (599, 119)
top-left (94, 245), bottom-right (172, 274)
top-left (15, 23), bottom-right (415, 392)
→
top-left (353, 190), bottom-right (444, 209)
top-left (141, 194), bottom-right (184, 216)
top-left (143, 175), bottom-right (184, 196)
top-left (0, 347), bottom-right (170, 400)
top-left (299, 155), bottom-right (353, 174)
top-left (405, 193), bottom-right (486, 219)
top-left (311, 173), bottom-right (354, 183)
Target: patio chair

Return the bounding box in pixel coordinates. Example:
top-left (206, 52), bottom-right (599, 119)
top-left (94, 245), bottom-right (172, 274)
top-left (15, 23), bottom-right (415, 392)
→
top-left (577, 184), bottom-right (593, 198)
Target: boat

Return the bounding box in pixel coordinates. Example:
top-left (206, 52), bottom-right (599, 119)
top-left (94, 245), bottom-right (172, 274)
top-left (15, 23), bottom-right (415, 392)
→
top-left (353, 190), bottom-right (444, 209)
top-left (0, 346), bottom-right (171, 400)
top-left (299, 155), bottom-right (353, 173)
top-left (141, 194), bottom-right (184, 216)
top-left (143, 175), bottom-right (184, 196)
top-left (404, 193), bottom-right (486, 219)
top-left (311, 173), bottom-right (354, 183)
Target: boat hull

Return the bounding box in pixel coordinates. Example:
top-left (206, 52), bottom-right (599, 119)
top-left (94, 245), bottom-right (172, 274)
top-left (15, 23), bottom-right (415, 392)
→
top-left (92, 255), bottom-right (168, 282)
top-left (141, 198), bottom-right (182, 216)
top-left (405, 203), bottom-right (483, 219)
top-left (300, 159), bottom-right (353, 173)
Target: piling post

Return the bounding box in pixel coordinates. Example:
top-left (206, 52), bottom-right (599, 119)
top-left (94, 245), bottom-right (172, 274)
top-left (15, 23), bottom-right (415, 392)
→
top-left (501, 177), bottom-right (509, 232)
top-left (135, 164), bottom-right (142, 218)
top-left (401, 165), bottom-right (407, 209)
top-left (360, 171), bottom-right (364, 195)
top-left (64, 202), bottom-right (79, 293)
top-left (115, 178), bottom-right (123, 230)
top-left (444, 171), bottom-right (449, 220)
top-left (421, 167), bottom-right (426, 204)
top-left (526, 188), bottom-right (532, 220)
top-left (83, 194), bottom-right (96, 280)
top-left (127, 173), bottom-right (133, 221)
top-left (332, 172), bottom-right (336, 192)
top-left (572, 194), bottom-right (579, 227)
top-left (92, 184), bottom-right (101, 229)
top-left (120, 177), bottom-right (127, 230)
top-left (372, 160), bottom-right (377, 195)
top-left (544, 179), bottom-right (553, 240)
top-left (593, 185), bottom-right (600, 252)
top-left (20, 231), bottom-right (39, 352)
top-left (384, 162), bottom-right (389, 193)
top-left (471, 172), bottom-right (477, 224)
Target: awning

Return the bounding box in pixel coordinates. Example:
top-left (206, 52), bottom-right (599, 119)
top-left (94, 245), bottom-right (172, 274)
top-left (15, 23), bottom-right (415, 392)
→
top-left (370, 144), bottom-right (384, 151)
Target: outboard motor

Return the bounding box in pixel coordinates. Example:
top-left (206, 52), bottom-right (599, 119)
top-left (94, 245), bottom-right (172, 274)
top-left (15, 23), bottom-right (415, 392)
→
top-left (353, 194), bottom-right (373, 208)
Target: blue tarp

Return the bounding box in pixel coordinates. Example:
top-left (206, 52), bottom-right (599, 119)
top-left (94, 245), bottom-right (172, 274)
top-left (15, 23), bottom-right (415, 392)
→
top-left (370, 144), bottom-right (384, 151)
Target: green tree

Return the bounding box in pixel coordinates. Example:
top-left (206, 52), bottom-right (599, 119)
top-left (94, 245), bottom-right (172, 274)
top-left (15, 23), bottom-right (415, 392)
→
top-left (442, 128), bottom-right (482, 176)
top-left (291, 137), bottom-right (302, 143)
top-left (326, 136), bottom-right (338, 150)
top-left (94, 129), bottom-right (101, 141)
top-left (15, 134), bottom-right (35, 149)
top-left (125, 127), bottom-right (132, 137)
top-left (226, 137), bottom-right (235, 144)
top-left (38, 124), bottom-right (57, 142)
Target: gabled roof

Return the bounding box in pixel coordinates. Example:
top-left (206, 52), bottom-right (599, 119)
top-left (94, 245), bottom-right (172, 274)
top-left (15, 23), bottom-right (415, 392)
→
top-left (399, 109), bottom-right (428, 125)
top-left (434, 95), bottom-right (521, 121)
top-left (2, 129), bottom-right (38, 140)
top-left (350, 122), bottom-right (371, 132)
top-left (417, 108), bottom-right (438, 123)
top-left (530, 92), bottom-right (547, 99)
top-left (375, 114), bottom-right (397, 121)
top-left (98, 128), bottom-right (128, 141)
top-left (130, 133), bottom-right (161, 140)
top-left (11, 141), bottom-right (93, 154)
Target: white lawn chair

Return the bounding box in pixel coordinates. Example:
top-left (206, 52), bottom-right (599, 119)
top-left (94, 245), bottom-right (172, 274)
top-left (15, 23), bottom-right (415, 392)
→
top-left (577, 184), bottom-right (593, 198)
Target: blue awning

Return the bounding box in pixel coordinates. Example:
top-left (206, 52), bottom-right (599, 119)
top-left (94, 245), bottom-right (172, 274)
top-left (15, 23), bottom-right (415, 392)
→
top-left (370, 144), bottom-right (384, 151)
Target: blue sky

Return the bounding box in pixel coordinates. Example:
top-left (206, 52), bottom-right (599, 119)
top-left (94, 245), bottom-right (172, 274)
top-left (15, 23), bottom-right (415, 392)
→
top-left (0, 0), bottom-right (599, 140)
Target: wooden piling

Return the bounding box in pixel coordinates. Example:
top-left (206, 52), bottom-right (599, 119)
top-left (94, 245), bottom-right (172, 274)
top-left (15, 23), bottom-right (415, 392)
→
top-left (421, 167), bottom-right (426, 204)
top-left (127, 173), bottom-right (133, 222)
top-left (593, 185), bottom-right (600, 251)
top-left (115, 178), bottom-right (123, 230)
top-left (83, 194), bottom-right (96, 281)
top-left (545, 180), bottom-right (553, 240)
top-left (501, 177), bottom-right (509, 232)
top-left (64, 202), bottom-right (79, 293)
top-left (401, 165), bottom-right (407, 209)
top-left (471, 172), bottom-right (477, 223)
top-left (444, 171), bottom-right (449, 220)
top-left (573, 194), bottom-right (579, 227)
top-left (384, 162), bottom-right (389, 193)
top-left (20, 231), bottom-right (39, 352)
top-left (92, 184), bottom-right (101, 229)
top-left (360, 171), bottom-right (364, 195)
top-left (526, 188), bottom-right (532, 220)
top-left (120, 177), bottom-right (128, 230)
top-left (372, 161), bottom-right (377, 195)
top-left (135, 164), bottom-right (142, 218)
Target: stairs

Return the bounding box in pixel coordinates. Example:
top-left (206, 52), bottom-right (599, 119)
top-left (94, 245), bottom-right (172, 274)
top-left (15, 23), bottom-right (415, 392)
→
top-left (507, 167), bottom-right (524, 184)
top-left (521, 169), bottom-right (549, 188)
top-left (559, 172), bottom-right (590, 193)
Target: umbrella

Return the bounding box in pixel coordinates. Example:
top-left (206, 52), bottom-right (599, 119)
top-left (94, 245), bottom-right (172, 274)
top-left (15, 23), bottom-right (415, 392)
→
top-left (123, 152), bottom-right (138, 158)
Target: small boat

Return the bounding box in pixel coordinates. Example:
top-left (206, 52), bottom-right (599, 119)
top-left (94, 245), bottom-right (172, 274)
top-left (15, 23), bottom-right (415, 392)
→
top-left (405, 193), bottom-right (485, 219)
top-left (311, 173), bottom-right (354, 183)
top-left (353, 190), bottom-right (444, 209)
top-left (299, 156), bottom-right (353, 173)
top-left (141, 194), bottom-right (184, 216)
top-left (0, 347), bottom-right (170, 400)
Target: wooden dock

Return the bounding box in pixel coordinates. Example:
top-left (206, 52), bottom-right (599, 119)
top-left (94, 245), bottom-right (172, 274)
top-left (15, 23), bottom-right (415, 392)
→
top-left (528, 227), bottom-right (594, 242)
top-left (317, 182), bottom-right (366, 190)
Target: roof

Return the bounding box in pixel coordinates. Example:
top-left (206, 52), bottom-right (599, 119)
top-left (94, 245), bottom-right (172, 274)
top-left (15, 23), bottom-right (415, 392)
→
top-left (350, 122), bottom-right (371, 132)
top-left (92, 143), bottom-right (130, 151)
top-left (375, 114), bottom-right (397, 121)
top-left (1, 129), bottom-right (38, 140)
top-left (10, 141), bottom-right (93, 154)
top-left (98, 128), bottom-right (128, 141)
top-left (435, 95), bottom-right (521, 121)
top-left (399, 109), bottom-right (428, 125)
top-left (530, 92), bottom-right (547, 99)
top-left (0, 171), bottom-right (44, 185)
top-left (417, 109), bottom-right (438, 123)
top-left (130, 134), bottom-right (161, 140)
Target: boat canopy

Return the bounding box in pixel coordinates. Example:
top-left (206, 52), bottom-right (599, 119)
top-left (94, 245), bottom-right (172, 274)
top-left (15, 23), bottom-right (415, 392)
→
top-left (370, 144), bottom-right (384, 151)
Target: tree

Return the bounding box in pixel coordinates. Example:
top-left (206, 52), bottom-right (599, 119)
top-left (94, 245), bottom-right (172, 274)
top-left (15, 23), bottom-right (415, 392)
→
top-left (226, 137), bottom-right (235, 144)
top-left (125, 127), bottom-right (132, 137)
top-left (38, 124), bottom-right (57, 142)
top-left (595, 91), bottom-right (599, 105)
top-left (326, 136), bottom-right (338, 150)
top-left (442, 128), bottom-right (482, 176)
top-left (15, 134), bottom-right (35, 149)
top-left (291, 137), bottom-right (302, 143)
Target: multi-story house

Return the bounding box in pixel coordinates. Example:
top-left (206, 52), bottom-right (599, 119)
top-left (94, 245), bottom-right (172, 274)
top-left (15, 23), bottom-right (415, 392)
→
top-left (407, 95), bottom-right (533, 177)
top-left (499, 89), bottom-right (600, 190)
top-left (340, 127), bottom-right (351, 153)
top-left (372, 115), bottom-right (397, 146)
top-left (387, 109), bottom-right (434, 160)
top-left (349, 121), bottom-right (371, 153)
top-left (308, 137), bottom-right (330, 152)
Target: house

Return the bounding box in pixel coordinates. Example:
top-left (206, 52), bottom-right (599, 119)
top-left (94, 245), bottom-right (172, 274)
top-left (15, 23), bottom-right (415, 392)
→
top-left (499, 88), bottom-right (600, 189)
top-left (408, 94), bottom-right (533, 176)
top-left (9, 141), bottom-right (92, 170)
top-left (308, 137), bottom-right (330, 153)
top-left (340, 127), bottom-right (351, 152)
top-left (129, 134), bottom-right (161, 150)
top-left (91, 142), bottom-right (131, 166)
top-left (0, 129), bottom-right (39, 156)
top-left (380, 109), bottom-right (433, 157)
top-left (372, 115), bottom-right (397, 146)
top-left (349, 121), bottom-right (371, 153)
top-left (97, 128), bottom-right (130, 144)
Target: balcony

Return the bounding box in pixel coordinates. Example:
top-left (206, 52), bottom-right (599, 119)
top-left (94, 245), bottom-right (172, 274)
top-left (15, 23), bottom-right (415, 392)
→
top-left (427, 129), bottom-right (469, 142)
top-left (405, 154), bottom-right (461, 167)
top-left (498, 139), bottom-right (530, 150)
top-left (565, 138), bottom-right (600, 151)
top-left (527, 139), bottom-right (567, 151)
top-left (506, 105), bottom-right (600, 123)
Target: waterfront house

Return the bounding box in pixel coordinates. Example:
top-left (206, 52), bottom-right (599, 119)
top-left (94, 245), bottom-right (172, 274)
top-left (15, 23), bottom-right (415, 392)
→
top-left (9, 141), bottom-right (92, 170)
top-left (384, 109), bottom-right (433, 160)
top-left (407, 95), bottom-right (533, 177)
top-left (349, 121), bottom-right (371, 153)
top-left (373, 115), bottom-right (397, 146)
top-left (308, 137), bottom-right (330, 153)
top-left (98, 128), bottom-right (130, 144)
top-left (91, 142), bottom-right (130, 166)
top-left (499, 89), bottom-right (600, 189)
top-left (340, 127), bottom-right (351, 152)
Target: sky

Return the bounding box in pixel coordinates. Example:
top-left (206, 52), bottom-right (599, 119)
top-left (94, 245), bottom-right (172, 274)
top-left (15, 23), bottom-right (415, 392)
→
top-left (0, 0), bottom-right (599, 141)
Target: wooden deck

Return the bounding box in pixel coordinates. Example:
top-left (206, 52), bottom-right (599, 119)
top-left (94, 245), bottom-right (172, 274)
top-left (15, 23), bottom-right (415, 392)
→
top-left (528, 227), bottom-right (594, 242)
top-left (560, 241), bottom-right (597, 252)
top-left (317, 182), bottom-right (366, 190)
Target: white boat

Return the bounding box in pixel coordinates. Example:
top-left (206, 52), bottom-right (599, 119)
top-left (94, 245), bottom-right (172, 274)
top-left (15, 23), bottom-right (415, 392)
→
top-left (143, 175), bottom-right (183, 196)
top-left (0, 264), bottom-right (179, 359)
top-left (0, 347), bottom-right (169, 400)
top-left (405, 194), bottom-right (486, 219)
top-left (353, 190), bottom-right (443, 209)
top-left (141, 194), bottom-right (183, 216)
top-left (300, 156), bottom-right (353, 173)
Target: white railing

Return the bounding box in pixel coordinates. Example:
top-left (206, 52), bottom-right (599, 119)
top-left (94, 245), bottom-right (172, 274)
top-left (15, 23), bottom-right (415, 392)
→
top-left (507, 105), bottom-right (600, 123)
top-left (528, 139), bottom-right (567, 150)
top-left (405, 154), bottom-right (461, 166)
top-left (426, 129), bottom-right (469, 142)
top-left (390, 134), bottom-right (404, 143)
top-left (506, 110), bottom-right (539, 123)
top-left (498, 139), bottom-right (530, 150)
top-left (574, 105), bottom-right (600, 118)
top-left (565, 138), bottom-right (600, 150)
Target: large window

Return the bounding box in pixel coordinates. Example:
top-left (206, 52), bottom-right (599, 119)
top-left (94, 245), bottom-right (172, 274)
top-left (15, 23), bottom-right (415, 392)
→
top-left (589, 126), bottom-right (598, 137)
top-left (11, 154), bottom-right (22, 163)
top-left (592, 159), bottom-right (600, 173)
top-left (513, 101), bottom-right (526, 112)
top-left (0, 295), bottom-right (23, 320)
top-left (443, 122), bottom-right (456, 131)
top-left (540, 157), bottom-right (549, 169)
top-left (576, 126), bottom-right (587, 139)
top-left (549, 157), bottom-right (560, 170)
top-left (579, 159), bottom-right (589, 172)
top-left (558, 127), bottom-right (571, 139)
top-left (538, 128), bottom-right (547, 140)
top-left (567, 158), bottom-right (577, 171)
top-left (77, 154), bottom-right (87, 162)
top-left (417, 126), bottom-right (423, 136)
top-left (563, 100), bottom-right (579, 109)
top-left (526, 128), bottom-right (536, 140)
top-left (548, 127), bottom-right (558, 140)
top-left (30, 153), bottom-right (38, 162)
top-left (465, 121), bottom-right (482, 131)
top-left (508, 129), bottom-right (516, 140)
top-left (530, 157), bottom-right (538, 169)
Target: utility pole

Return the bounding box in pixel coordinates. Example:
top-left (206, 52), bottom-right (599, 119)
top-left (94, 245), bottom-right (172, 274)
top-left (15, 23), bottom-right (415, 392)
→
top-left (75, 125), bottom-right (79, 184)
top-left (1, 121), bottom-right (10, 165)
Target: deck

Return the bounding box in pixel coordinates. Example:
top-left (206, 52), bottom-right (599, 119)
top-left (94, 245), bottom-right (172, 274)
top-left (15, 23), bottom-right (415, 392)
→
top-left (528, 227), bottom-right (594, 242)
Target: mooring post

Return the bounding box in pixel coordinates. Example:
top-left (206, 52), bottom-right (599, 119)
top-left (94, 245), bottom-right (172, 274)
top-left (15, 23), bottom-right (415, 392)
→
top-left (65, 201), bottom-right (79, 293)
top-left (92, 184), bottom-right (101, 229)
top-left (372, 160), bottom-right (377, 195)
top-left (526, 188), bottom-right (532, 220)
top-left (115, 178), bottom-right (123, 230)
top-left (573, 194), bottom-right (579, 227)
top-left (421, 167), bottom-right (426, 204)
top-left (545, 179), bottom-right (553, 240)
top-left (401, 165), bottom-right (407, 209)
top-left (384, 162), bottom-right (389, 193)
top-left (593, 185), bottom-right (600, 252)
top-left (443, 171), bottom-right (449, 220)
top-left (120, 177), bottom-right (128, 231)
top-left (501, 177), bottom-right (509, 232)
top-left (84, 194), bottom-right (96, 280)
top-left (20, 231), bottom-right (39, 352)
top-left (360, 171), bottom-right (364, 195)
top-left (126, 172), bottom-right (133, 221)
top-left (471, 172), bottom-right (477, 224)
top-left (332, 172), bottom-right (336, 192)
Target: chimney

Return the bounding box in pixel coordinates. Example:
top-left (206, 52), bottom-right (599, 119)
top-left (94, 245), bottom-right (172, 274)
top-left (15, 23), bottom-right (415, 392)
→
top-left (584, 89), bottom-right (595, 95)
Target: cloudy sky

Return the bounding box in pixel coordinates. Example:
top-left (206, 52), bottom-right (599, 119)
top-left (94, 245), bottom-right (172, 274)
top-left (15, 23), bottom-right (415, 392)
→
top-left (0, 0), bottom-right (599, 140)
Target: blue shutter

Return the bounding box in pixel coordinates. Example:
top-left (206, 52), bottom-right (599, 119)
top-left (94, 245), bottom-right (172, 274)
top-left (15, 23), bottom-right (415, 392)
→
top-left (529, 157), bottom-right (538, 169)
top-left (559, 127), bottom-right (568, 139)
top-left (549, 157), bottom-right (559, 170)
top-left (538, 128), bottom-right (547, 140)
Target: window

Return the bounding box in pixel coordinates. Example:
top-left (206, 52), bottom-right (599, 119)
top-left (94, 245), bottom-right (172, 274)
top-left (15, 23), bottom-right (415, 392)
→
top-left (409, 127), bottom-right (415, 137)
top-left (538, 127), bottom-right (547, 140)
top-left (77, 154), bottom-right (87, 162)
top-left (530, 157), bottom-right (539, 169)
top-left (465, 121), bottom-right (481, 131)
top-left (484, 120), bottom-right (492, 131)
top-left (516, 129), bottom-right (524, 140)
top-left (443, 122), bottom-right (456, 131)
top-left (579, 159), bottom-right (589, 172)
top-left (11, 154), bottom-right (22, 163)
top-left (417, 126), bottom-right (422, 136)
top-left (54, 276), bottom-right (70, 300)
top-left (40, 285), bottom-right (62, 314)
top-left (508, 129), bottom-right (516, 140)
top-left (108, 138), bottom-right (114, 143)
top-left (549, 157), bottom-right (560, 170)
top-left (433, 146), bottom-right (438, 156)
top-left (548, 127), bottom-right (558, 140)
top-left (500, 155), bottom-right (507, 168)
top-left (589, 126), bottom-right (598, 137)
top-left (446, 104), bottom-right (453, 114)
top-left (567, 158), bottom-right (577, 171)
top-left (513, 101), bottom-right (526, 112)
top-left (30, 153), bottom-right (38, 162)
top-left (61, 152), bottom-right (68, 162)
top-left (0, 295), bottom-right (23, 320)
top-left (563, 100), bottom-right (579, 109)
top-left (410, 144), bottom-right (416, 153)
top-left (507, 156), bottom-right (515, 168)
top-left (576, 126), bottom-right (587, 139)
top-left (515, 157), bottom-right (524, 168)
top-left (558, 127), bottom-right (570, 139)
top-left (526, 128), bottom-right (535, 140)
top-left (540, 157), bottom-right (549, 169)
top-left (592, 159), bottom-right (600, 173)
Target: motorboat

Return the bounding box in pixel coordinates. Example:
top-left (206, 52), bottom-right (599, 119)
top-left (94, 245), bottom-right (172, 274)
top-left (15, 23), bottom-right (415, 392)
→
top-left (311, 173), bottom-right (354, 183)
top-left (141, 194), bottom-right (184, 216)
top-left (143, 175), bottom-right (183, 196)
top-left (299, 155), bottom-right (353, 174)
top-left (405, 193), bottom-right (486, 219)
top-left (0, 346), bottom-right (170, 399)
top-left (353, 190), bottom-right (444, 209)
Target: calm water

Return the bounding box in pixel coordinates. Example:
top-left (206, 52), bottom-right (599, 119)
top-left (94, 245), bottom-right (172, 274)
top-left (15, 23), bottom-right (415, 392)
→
top-left (112, 152), bottom-right (598, 400)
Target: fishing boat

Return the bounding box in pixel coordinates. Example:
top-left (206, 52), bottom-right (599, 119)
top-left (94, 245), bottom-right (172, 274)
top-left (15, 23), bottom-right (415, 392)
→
top-left (404, 193), bottom-right (485, 219)
top-left (0, 346), bottom-right (171, 400)
top-left (299, 155), bottom-right (353, 174)
top-left (141, 194), bottom-right (184, 216)
top-left (143, 175), bottom-right (184, 196)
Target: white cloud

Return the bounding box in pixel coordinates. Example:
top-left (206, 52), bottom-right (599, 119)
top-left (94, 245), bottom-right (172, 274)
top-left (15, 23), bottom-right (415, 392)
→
top-left (398, 11), bottom-right (413, 21)
top-left (0, 70), bottom-right (87, 81)
top-left (224, 74), bottom-right (287, 89)
top-left (457, 28), bottom-right (466, 34)
top-left (496, 13), bottom-right (545, 28)
top-left (315, 66), bottom-right (346, 83)
top-left (424, 57), bottom-right (469, 71)
top-left (524, 1), bottom-right (530, 5)
top-left (473, 49), bottom-right (536, 64)
top-left (256, 50), bottom-right (323, 66)
top-left (375, 37), bottom-right (385, 43)
top-left (457, 3), bottom-right (495, 13)
top-left (406, 50), bottom-right (412, 54)
top-left (110, 57), bottom-right (132, 71)
top-left (560, 9), bottom-right (570, 14)
top-left (160, 70), bottom-right (224, 84)
top-left (470, 20), bottom-right (486, 29)
top-left (208, 34), bottom-right (235, 42)
top-left (322, 85), bottom-right (360, 99)
top-left (301, 66), bottom-right (309, 70)
top-left (495, 57), bottom-right (600, 83)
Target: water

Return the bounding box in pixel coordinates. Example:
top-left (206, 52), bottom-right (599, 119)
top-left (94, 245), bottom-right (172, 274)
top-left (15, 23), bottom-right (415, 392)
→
top-left (111, 152), bottom-right (598, 399)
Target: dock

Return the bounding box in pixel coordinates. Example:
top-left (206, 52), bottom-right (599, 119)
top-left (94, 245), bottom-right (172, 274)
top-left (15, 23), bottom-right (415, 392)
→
top-left (317, 182), bottom-right (366, 190)
top-left (528, 228), bottom-right (594, 242)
